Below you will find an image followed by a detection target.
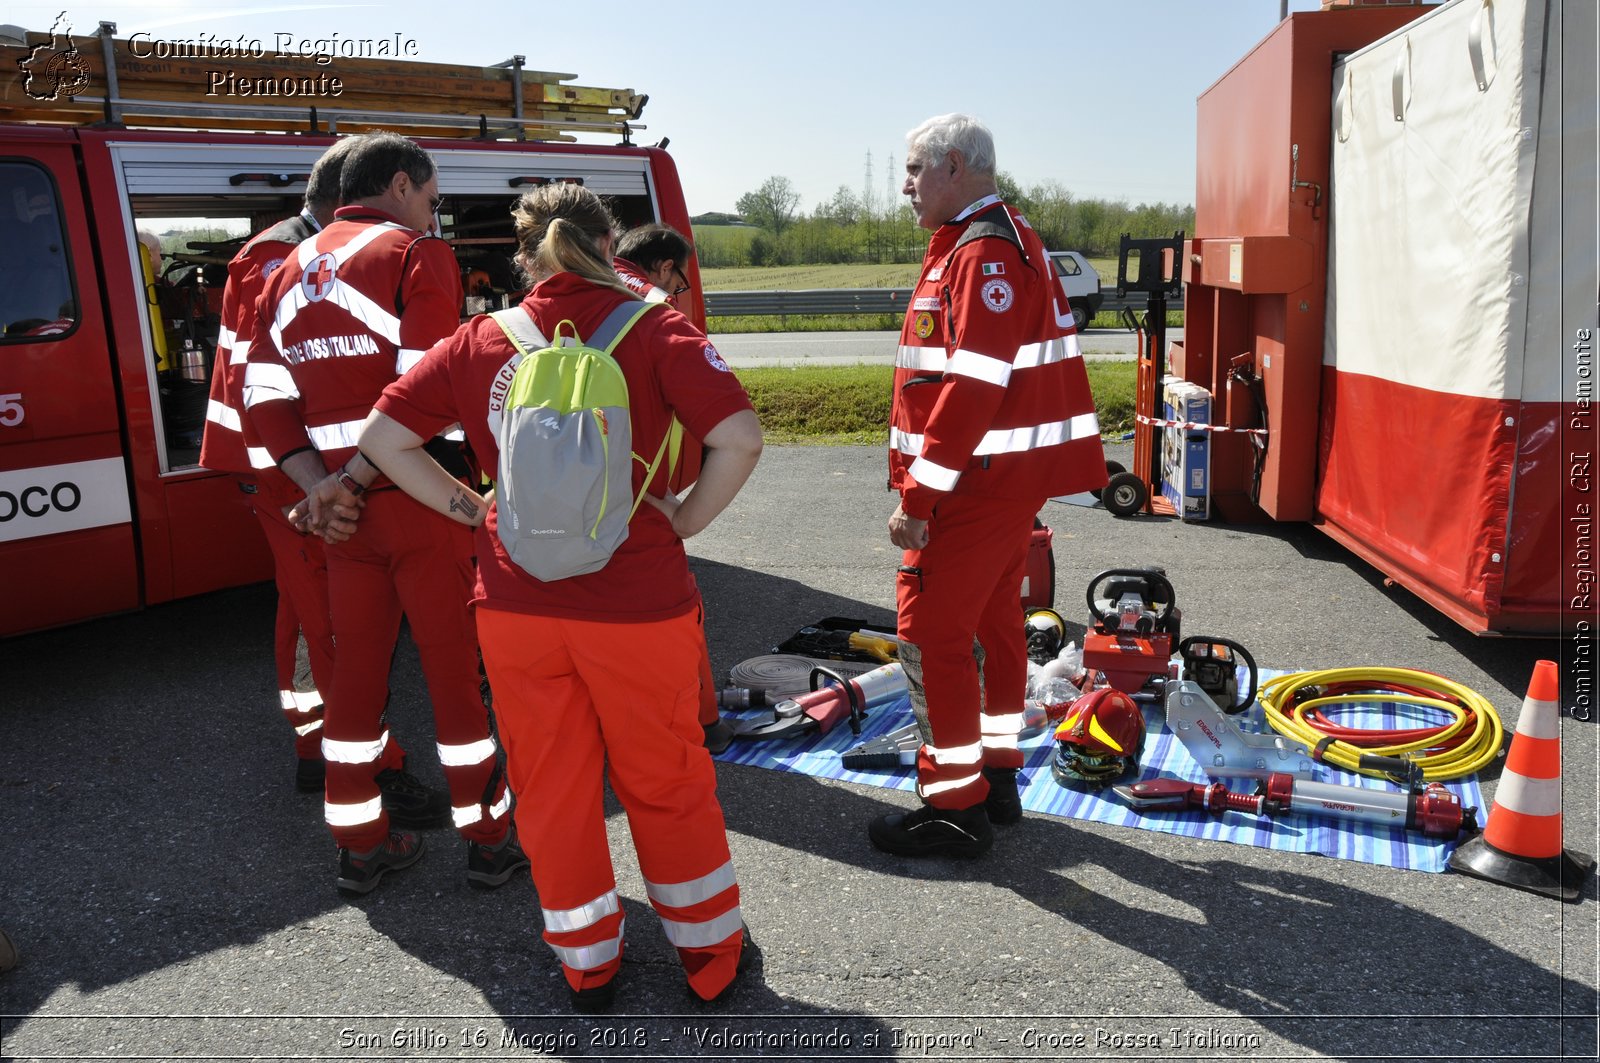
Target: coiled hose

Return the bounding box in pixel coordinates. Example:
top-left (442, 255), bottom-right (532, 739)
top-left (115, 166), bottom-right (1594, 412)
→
top-left (1259, 667), bottom-right (1503, 782)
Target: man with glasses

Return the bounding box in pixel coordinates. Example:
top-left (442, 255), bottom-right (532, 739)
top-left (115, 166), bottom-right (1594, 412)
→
top-left (613, 223), bottom-right (694, 305)
top-left (245, 132), bottom-right (525, 895)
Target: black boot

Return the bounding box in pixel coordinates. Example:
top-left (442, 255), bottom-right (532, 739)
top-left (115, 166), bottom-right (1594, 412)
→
top-left (868, 801), bottom-right (993, 858)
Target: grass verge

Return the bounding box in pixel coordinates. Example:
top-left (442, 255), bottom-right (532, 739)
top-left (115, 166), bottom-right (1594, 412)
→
top-left (739, 361), bottom-right (1136, 445)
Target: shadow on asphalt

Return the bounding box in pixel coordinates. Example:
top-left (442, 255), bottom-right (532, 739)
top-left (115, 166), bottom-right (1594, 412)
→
top-left (717, 764), bottom-right (1597, 1060)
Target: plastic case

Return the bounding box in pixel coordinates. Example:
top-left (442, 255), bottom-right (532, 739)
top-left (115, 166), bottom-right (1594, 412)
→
top-left (1161, 377), bottom-right (1211, 521)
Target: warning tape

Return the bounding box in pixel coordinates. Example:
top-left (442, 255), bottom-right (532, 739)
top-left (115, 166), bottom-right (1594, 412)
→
top-left (1136, 414), bottom-right (1270, 437)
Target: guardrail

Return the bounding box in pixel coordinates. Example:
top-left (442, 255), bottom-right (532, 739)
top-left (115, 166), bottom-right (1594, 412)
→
top-left (703, 288), bottom-right (1183, 318)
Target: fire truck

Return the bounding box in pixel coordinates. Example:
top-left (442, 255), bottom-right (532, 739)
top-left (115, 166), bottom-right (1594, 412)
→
top-left (0, 20), bottom-right (705, 637)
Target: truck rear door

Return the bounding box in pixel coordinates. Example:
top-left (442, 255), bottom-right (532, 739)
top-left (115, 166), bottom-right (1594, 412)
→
top-left (0, 130), bottom-right (139, 635)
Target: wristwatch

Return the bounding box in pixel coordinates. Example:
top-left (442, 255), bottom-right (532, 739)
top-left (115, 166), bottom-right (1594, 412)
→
top-left (335, 467), bottom-right (366, 496)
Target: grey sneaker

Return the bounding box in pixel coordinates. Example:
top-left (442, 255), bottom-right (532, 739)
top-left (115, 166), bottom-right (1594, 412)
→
top-left (466, 834), bottom-right (530, 889)
top-left (336, 831), bottom-right (425, 895)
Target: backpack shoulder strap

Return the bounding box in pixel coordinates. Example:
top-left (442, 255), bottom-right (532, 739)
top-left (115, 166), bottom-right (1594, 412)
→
top-left (588, 298), bottom-right (660, 354)
top-left (489, 306), bottom-right (550, 356)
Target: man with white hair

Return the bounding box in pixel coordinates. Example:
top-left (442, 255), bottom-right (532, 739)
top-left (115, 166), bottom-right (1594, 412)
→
top-left (873, 113), bottom-right (1107, 858)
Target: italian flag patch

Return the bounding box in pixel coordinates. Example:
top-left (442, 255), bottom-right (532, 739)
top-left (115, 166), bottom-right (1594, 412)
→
top-left (981, 262), bottom-right (1005, 276)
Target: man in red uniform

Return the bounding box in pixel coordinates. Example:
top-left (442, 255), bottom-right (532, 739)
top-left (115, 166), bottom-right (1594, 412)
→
top-left (201, 138), bottom-right (356, 794)
top-left (612, 224), bottom-right (732, 752)
top-left (244, 132), bottom-right (524, 894)
top-left (871, 113), bottom-right (1107, 858)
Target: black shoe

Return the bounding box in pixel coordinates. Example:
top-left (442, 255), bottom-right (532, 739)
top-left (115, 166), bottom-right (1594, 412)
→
top-left (466, 834), bottom-right (530, 889)
top-left (983, 766), bottom-right (1023, 825)
top-left (295, 757), bottom-right (325, 794)
top-left (336, 831), bottom-right (425, 895)
top-left (868, 801), bottom-right (993, 858)
top-left (570, 978), bottom-right (617, 1014)
top-left (375, 768), bottom-right (450, 829)
top-left (702, 719), bottom-right (735, 755)
top-left (692, 924), bottom-right (761, 1004)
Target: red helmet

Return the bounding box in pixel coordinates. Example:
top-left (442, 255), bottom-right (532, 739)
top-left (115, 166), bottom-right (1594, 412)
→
top-left (1052, 687), bottom-right (1145, 786)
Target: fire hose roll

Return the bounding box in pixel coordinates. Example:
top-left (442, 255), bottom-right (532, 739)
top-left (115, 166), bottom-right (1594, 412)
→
top-left (1258, 667), bottom-right (1503, 782)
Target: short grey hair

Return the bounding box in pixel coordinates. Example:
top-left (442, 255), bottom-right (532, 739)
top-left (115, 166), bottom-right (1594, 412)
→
top-left (905, 113), bottom-right (996, 176)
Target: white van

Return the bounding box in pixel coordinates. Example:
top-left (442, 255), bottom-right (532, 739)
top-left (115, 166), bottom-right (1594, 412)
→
top-left (1049, 251), bottom-right (1102, 331)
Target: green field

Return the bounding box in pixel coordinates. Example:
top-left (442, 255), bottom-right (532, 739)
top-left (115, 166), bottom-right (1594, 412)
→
top-left (741, 361), bottom-right (1136, 445)
top-left (698, 259), bottom-right (1140, 333)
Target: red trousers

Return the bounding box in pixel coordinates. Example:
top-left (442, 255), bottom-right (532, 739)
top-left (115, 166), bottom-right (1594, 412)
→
top-left (321, 490), bottom-right (507, 850)
top-left (252, 477), bottom-right (336, 760)
top-left (896, 491), bottom-right (1039, 809)
top-left (691, 579), bottom-right (718, 727)
top-left (477, 605), bottom-right (744, 1000)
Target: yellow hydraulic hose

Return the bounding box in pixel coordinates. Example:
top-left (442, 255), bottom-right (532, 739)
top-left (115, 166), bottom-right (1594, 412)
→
top-left (1258, 667), bottom-right (1503, 782)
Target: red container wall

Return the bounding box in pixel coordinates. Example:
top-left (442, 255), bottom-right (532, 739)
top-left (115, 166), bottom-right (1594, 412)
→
top-left (1179, 7), bottom-right (1432, 522)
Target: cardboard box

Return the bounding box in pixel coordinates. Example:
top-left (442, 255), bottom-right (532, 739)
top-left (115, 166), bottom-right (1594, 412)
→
top-left (1161, 377), bottom-right (1211, 521)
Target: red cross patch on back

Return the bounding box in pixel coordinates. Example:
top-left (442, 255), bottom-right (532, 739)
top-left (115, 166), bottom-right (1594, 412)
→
top-left (301, 252), bottom-right (338, 302)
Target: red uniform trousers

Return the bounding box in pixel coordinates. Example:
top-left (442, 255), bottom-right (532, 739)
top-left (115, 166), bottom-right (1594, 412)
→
top-left (250, 476), bottom-right (338, 760)
top-left (321, 490), bottom-right (508, 850)
top-left (896, 491), bottom-right (1040, 810)
top-left (476, 606), bottom-right (744, 1001)
top-left (691, 579), bottom-right (718, 728)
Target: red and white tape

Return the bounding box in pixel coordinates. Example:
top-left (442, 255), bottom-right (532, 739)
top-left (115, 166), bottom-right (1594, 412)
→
top-left (1135, 414), bottom-right (1269, 437)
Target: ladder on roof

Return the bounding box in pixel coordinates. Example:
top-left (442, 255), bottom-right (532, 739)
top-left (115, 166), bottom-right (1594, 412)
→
top-left (0, 20), bottom-right (648, 143)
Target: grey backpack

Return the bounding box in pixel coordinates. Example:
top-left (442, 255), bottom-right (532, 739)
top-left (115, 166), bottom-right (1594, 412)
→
top-left (489, 299), bottom-right (678, 581)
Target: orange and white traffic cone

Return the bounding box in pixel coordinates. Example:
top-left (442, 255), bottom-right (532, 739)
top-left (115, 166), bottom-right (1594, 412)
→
top-left (1449, 660), bottom-right (1594, 902)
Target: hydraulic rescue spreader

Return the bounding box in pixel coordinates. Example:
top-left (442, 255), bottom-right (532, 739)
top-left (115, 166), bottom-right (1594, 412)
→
top-left (1113, 772), bottom-right (1474, 839)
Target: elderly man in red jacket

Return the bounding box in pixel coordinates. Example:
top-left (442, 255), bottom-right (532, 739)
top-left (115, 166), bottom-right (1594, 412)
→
top-left (872, 113), bottom-right (1107, 858)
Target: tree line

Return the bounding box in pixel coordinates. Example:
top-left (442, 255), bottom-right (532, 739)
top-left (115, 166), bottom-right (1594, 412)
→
top-left (697, 174), bottom-right (1195, 269)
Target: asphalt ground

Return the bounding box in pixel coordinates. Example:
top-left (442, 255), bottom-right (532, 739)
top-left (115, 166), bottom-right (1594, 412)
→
top-left (2, 442), bottom-right (1596, 1062)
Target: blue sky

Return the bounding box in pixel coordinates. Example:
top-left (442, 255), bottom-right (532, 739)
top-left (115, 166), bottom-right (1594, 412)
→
top-left (9, 1), bottom-right (1331, 215)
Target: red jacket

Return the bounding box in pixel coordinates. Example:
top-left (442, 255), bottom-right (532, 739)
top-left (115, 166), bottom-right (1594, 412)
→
top-left (376, 272), bottom-right (752, 622)
top-left (243, 205), bottom-right (462, 481)
top-left (890, 195), bottom-right (1106, 519)
top-left (200, 211), bottom-right (318, 478)
top-left (612, 256), bottom-right (671, 304)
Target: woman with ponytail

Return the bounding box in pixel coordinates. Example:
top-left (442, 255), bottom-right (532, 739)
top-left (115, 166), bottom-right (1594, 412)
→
top-left (357, 183), bottom-right (763, 1011)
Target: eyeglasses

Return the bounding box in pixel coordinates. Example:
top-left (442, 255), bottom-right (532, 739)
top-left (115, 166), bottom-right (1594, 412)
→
top-left (671, 267), bottom-right (691, 297)
top-left (428, 192), bottom-right (444, 213)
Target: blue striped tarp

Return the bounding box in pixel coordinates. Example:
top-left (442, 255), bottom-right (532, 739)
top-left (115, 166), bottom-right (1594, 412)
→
top-left (716, 686), bottom-right (1485, 873)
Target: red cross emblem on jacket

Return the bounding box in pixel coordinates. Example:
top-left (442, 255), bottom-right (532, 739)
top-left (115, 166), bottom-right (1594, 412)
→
top-left (301, 252), bottom-right (338, 302)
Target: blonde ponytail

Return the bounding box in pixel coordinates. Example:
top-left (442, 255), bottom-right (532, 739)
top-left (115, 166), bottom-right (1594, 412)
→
top-left (511, 184), bottom-right (634, 297)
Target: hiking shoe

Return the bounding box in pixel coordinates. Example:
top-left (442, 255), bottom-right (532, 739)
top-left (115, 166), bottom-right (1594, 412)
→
top-left (983, 766), bottom-right (1023, 825)
top-left (868, 801), bottom-right (993, 858)
top-left (692, 923), bottom-right (761, 1004)
top-left (702, 718), bottom-right (735, 755)
top-left (466, 834), bottom-right (530, 889)
top-left (295, 757), bottom-right (325, 794)
top-left (336, 831), bottom-right (425, 895)
top-left (375, 768), bottom-right (450, 829)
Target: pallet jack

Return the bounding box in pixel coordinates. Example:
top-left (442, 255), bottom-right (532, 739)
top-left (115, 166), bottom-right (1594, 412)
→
top-left (1102, 231), bottom-right (1186, 518)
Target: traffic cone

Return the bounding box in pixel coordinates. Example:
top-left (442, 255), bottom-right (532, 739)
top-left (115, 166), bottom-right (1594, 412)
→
top-left (1449, 660), bottom-right (1595, 902)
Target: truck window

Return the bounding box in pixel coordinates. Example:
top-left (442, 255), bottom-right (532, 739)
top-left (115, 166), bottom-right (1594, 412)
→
top-left (0, 161), bottom-right (76, 341)
top-left (1053, 253), bottom-right (1082, 277)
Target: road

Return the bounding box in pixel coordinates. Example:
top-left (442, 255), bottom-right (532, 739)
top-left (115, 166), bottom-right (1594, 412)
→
top-left (0, 443), bottom-right (1593, 1062)
top-left (710, 327), bottom-right (1173, 367)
